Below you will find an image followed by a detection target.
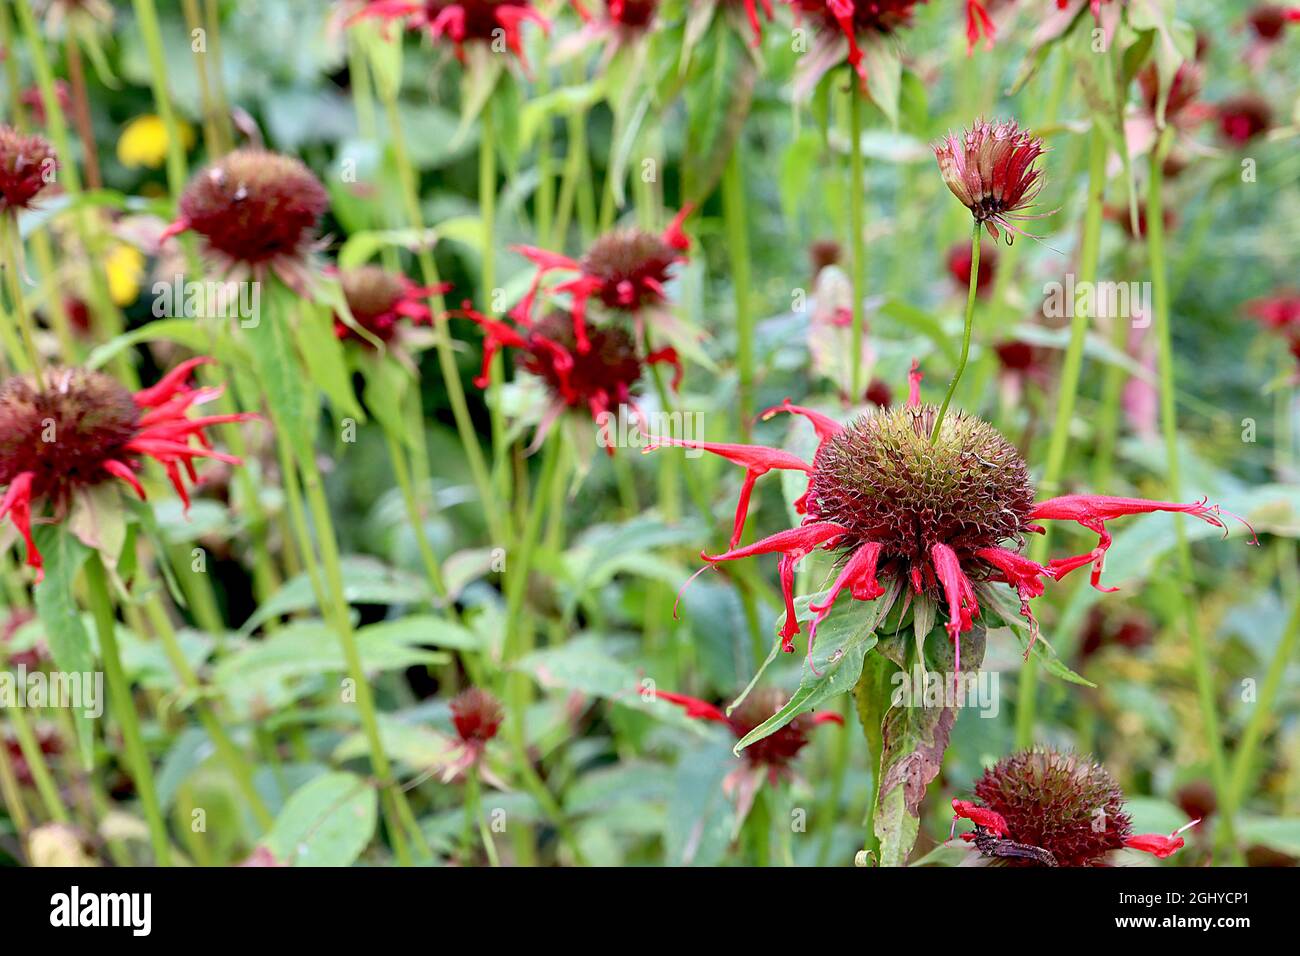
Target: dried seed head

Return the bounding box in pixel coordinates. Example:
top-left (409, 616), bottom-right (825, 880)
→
top-left (579, 227), bottom-right (680, 310)
top-left (933, 118), bottom-right (1047, 241)
top-left (972, 749), bottom-right (1132, 867)
top-left (177, 148), bottom-right (328, 265)
top-left (0, 369), bottom-right (140, 509)
top-left (806, 404), bottom-right (1034, 572)
top-left (726, 687), bottom-right (814, 771)
top-left (0, 125), bottom-right (58, 213)
top-left (450, 687), bottom-right (504, 745)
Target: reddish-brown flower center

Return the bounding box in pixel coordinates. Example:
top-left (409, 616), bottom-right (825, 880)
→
top-left (522, 311), bottom-right (644, 407)
top-left (0, 369), bottom-right (140, 509)
top-left (450, 687), bottom-right (504, 744)
top-left (579, 228), bottom-right (679, 310)
top-left (0, 125), bottom-right (57, 213)
top-left (727, 688), bottom-right (814, 770)
top-left (971, 749), bottom-right (1132, 867)
top-left (178, 149), bottom-right (328, 265)
top-left (805, 405), bottom-right (1034, 583)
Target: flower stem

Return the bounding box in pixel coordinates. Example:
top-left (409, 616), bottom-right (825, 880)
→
top-left (62, 33), bottom-right (101, 189)
top-left (480, 92), bottom-right (510, 506)
top-left (722, 148), bottom-right (755, 439)
top-left (931, 220), bottom-right (982, 443)
top-left (0, 645), bottom-right (69, 826)
top-left (1146, 128), bottom-right (1237, 857)
top-left (130, 0), bottom-right (189, 196)
top-left (141, 591), bottom-right (274, 831)
top-left (848, 79), bottom-right (867, 399)
top-left (1015, 120), bottom-right (1107, 749)
top-left (379, 86), bottom-right (505, 544)
top-left (85, 552), bottom-right (171, 865)
top-left (1, 216), bottom-right (44, 377)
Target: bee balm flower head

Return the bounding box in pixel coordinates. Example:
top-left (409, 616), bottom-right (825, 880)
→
top-left (952, 748), bottom-right (1198, 866)
top-left (934, 119), bottom-right (1048, 242)
top-left (333, 265), bottom-right (447, 347)
top-left (0, 125), bottom-right (58, 214)
top-left (646, 365), bottom-right (1251, 673)
top-left (459, 304), bottom-right (680, 453)
top-left (0, 360), bottom-right (253, 580)
top-left (351, 1), bottom-right (550, 71)
top-left (784, 0), bottom-right (926, 91)
top-left (161, 149), bottom-right (329, 290)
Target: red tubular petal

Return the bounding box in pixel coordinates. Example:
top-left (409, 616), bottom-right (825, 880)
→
top-left (701, 521), bottom-right (848, 565)
top-left (0, 472), bottom-right (41, 580)
top-left (645, 346), bottom-right (683, 391)
top-left (643, 435), bottom-right (813, 549)
top-left (810, 711), bottom-right (844, 726)
top-left (778, 553), bottom-right (800, 648)
top-left (931, 543), bottom-right (979, 676)
top-left (662, 205), bottom-right (694, 252)
top-left (806, 541), bottom-right (884, 669)
top-left (651, 689), bottom-right (730, 725)
top-left (133, 357), bottom-right (212, 409)
top-left (952, 799), bottom-right (1010, 838)
top-left (907, 359), bottom-right (923, 408)
top-left (157, 217), bottom-right (192, 246)
top-left (1123, 832), bottom-right (1185, 859)
top-left (975, 546), bottom-right (1053, 654)
top-left (102, 460), bottom-right (147, 500)
top-left (759, 398), bottom-right (844, 447)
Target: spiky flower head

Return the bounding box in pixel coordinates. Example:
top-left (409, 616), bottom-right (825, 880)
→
top-left (511, 207), bottom-right (691, 353)
top-left (1218, 94), bottom-right (1272, 145)
top-left (450, 687), bottom-right (504, 745)
top-left (953, 748), bottom-right (1196, 866)
top-left (647, 364), bottom-right (1249, 671)
top-left (0, 125), bottom-right (58, 214)
top-left (934, 119), bottom-right (1048, 242)
top-left (1138, 60), bottom-right (1203, 123)
top-left (807, 403), bottom-right (1034, 574)
top-left (459, 304), bottom-right (680, 453)
top-left (162, 149), bottom-right (329, 288)
top-left (334, 265), bottom-right (445, 346)
top-left (0, 360), bottom-right (253, 579)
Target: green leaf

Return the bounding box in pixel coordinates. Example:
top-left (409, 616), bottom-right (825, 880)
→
top-left (977, 582), bottom-right (1095, 687)
top-left (859, 32), bottom-right (902, 129)
top-left (32, 526), bottom-right (95, 768)
top-left (240, 556), bottom-right (431, 634)
top-left (217, 619), bottom-right (447, 686)
top-left (263, 771), bottom-right (377, 866)
top-left (735, 579), bottom-right (902, 754)
top-left (294, 298), bottom-right (366, 423)
top-left (874, 624), bottom-right (986, 867)
top-left (85, 319), bottom-right (213, 370)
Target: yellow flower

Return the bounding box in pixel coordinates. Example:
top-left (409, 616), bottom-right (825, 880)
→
top-left (116, 115), bottom-right (193, 169)
top-left (105, 244), bottom-right (144, 306)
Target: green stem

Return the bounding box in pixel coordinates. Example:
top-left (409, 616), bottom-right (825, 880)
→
top-left (480, 93), bottom-right (510, 507)
top-left (1, 216), bottom-right (43, 377)
top-left (86, 552), bottom-right (171, 865)
top-left (848, 79), bottom-right (867, 398)
top-left (931, 220), bottom-right (982, 443)
top-left (130, 0), bottom-right (189, 195)
top-left (1015, 121), bottom-right (1106, 749)
top-left (0, 647), bottom-right (68, 825)
top-left (141, 593), bottom-right (274, 830)
top-left (722, 149), bottom-right (755, 439)
top-left (379, 87), bottom-right (505, 544)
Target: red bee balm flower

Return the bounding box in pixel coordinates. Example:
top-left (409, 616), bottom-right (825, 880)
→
top-left (333, 265), bottom-right (447, 346)
top-left (511, 207), bottom-right (691, 353)
top-left (1248, 5), bottom-right (1300, 41)
top-left (655, 686), bottom-right (843, 779)
top-left (934, 119), bottom-right (1048, 242)
top-left (351, 1), bottom-right (549, 69)
top-left (726, 0), bottom-right (775, 44)
top-left (946, 240), bottom-right (997, 296)
top-left (1245, 290), bottom-right (1300, 335)
top-left (161, 149), bottom-right (329, 289)
top-left (785, 0), bottom-right (926, 89)
top-left (443, 686), bottom-right (505, 782)
top-left (0, 125), bottom-right (58, 214)
top-left (952, 749), bottom-right (1199, 866)
top-left (459, 306), bottom-right (681, 453)
top-left (0, 360), bottom-right (253, 580)
top-left (646, 366), bottom-right (1250, 671)
top-left (1217, 95), bottom-right (1272, 145)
